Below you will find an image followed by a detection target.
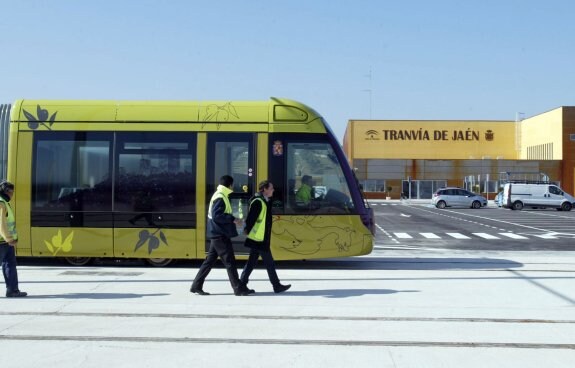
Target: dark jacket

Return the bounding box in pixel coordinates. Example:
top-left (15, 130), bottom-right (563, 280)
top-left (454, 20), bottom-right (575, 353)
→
top-left (206, 197), bottom-right (239, 239)
top-left (243, 193), bottom-right (273, 251)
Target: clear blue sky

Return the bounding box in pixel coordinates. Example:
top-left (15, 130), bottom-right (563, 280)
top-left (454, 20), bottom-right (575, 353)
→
top-left (2, 1), bottom-right (574, 142)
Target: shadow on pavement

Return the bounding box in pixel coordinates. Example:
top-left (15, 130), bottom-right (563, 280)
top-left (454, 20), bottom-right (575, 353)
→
top-left (275, 257), bottom-right (524, 271)
top-left (23, 293), bottom-right (170, 299)
top-left (262, 288), bottom-right (419, 298)
top-left (18, 256), bottom-right (524, 271)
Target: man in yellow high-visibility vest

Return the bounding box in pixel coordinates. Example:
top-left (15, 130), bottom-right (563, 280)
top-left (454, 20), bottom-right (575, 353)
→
top-left (0, 181), bottom-right (27, 297)
top-left (295, 175), bottom-right (313, 207)
top-left (191, 175), bottom-right (252, 296)
top-left (240, 180), bottom-right (291, 294)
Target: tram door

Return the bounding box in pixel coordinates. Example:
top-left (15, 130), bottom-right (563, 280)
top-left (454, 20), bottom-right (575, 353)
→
top-left (206, 133), bottom-right (256, 254)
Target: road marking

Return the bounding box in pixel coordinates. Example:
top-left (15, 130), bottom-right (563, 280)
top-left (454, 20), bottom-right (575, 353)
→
top-left (473, 233), bottom-right (500, 239)
top-left (532, 233), bottom-right (559, 239)
top-left (394, 232), bottom-right (413, 239)
top-left (379, 228), bottom-right (572, 241)
top-left (375, 224), bottom-right (401, 244)
top-left (407, 205), bottom-right (572, 234)
top-left (499, 233), bottom-right (529, 239)
top-left (400, 213), bottom-right (411, 217)
top-left (446, 232), bottom-right (471, 239)
top-left (5, 334), bottom-right (575, 350)
top-left (374, 245), bottom-right (428, 250)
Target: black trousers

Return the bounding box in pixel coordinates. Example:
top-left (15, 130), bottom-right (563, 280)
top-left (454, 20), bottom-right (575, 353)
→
top-left (240, 248), bottom-right (280, 287)
top-left (192, 237), bottom-right (242, 292)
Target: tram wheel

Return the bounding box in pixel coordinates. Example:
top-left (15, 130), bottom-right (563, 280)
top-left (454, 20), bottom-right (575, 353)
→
top-left (64, 257), bottom-right (92, 266)
top-left (146, 258), bottom-right (173, 267)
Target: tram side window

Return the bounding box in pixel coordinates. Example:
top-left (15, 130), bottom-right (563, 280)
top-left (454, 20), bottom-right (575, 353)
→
top-left (33, 132), bottom-right (112, 211)
top-left (115, 132), bottom-right (196, 213)
top-left (286, 141), bottom-right (354, 214)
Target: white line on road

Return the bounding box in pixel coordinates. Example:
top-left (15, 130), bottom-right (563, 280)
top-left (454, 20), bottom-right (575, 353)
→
top-left (375, 224), bottom-right (401, 244)
top-left (472, 233), bottom-right (500, 239)
top-left (374, 245), bottom-right (427, 250)
top-left (499, 233), bottom-right (529, 239)
top-left (373, 244), bottom-right (444, 251)
top-left (407, 205), bottom-right (573, 234)
top-left (394, 232), bottom-right (413, 239)
top-left (446, 233), bottom-right (471, 239)
top-left (421, 233), bottom-right (441, 239)
top-left (532, 233), bottom-right (559, 239)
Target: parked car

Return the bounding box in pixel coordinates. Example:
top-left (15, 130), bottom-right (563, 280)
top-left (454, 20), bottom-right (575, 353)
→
top-left (432, 187), bottom-right (488, 209)
top-left (502, 182), bottom-right (575, 211)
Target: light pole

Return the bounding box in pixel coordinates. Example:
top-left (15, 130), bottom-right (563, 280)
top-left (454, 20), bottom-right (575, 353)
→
top-left (515, 112), bottom-right (524, 153)
top-left (362, 67), bottom-right (372, 119)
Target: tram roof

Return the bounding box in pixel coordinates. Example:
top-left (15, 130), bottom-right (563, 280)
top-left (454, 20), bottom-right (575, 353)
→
top-left (11, 98), bottom-right (324, 127)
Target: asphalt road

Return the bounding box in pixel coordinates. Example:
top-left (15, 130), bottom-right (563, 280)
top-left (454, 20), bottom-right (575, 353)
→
top-left (372, 200), bottom-right (575, 252)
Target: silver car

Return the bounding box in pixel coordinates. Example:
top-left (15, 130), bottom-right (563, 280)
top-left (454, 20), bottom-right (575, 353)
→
top-left (432, 187), bottom-right (487, 209)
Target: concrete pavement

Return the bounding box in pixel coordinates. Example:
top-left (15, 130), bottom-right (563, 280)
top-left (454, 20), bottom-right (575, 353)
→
top-left (1, 250), bottom-right (574, 367)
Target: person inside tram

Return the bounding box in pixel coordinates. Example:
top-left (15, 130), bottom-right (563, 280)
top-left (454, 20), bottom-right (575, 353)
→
top-left (295, 175), bottom-right (314, 207)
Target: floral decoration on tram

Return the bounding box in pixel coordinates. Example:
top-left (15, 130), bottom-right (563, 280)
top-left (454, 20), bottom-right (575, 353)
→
top-left (134, 229), bottom-right (169, 255)
top-left (23, 104), bottom-right (57, 130)
top-left (201, 102), bottom-right (239, 129)
top-left (272, 215), bottom-right (356, 255)
top-left (44, 229), bottom-right (74, 256)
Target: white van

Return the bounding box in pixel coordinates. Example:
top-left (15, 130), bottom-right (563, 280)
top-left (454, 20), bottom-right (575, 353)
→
top-left (502, 182), bottom-right (575, 211)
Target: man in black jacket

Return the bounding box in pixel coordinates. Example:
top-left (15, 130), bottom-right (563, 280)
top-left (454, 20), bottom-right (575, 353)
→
top-left (240, 180), bottom-right (291, 293)
top-left (191, 175), bottom-right (252, 296)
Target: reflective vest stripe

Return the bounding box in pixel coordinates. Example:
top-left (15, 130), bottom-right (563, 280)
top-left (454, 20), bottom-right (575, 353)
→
top-left (247, 197), bottom-right (266, 242)
top-left (0, 198), bottom-right (18, 242)
top-left (207, 191), bottom-right (232, 219)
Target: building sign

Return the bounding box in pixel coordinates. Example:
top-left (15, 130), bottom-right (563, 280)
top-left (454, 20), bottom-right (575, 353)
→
top-left (365, 128), bottom-right (492, 141)
top-left (350, 120), bottom-right (517, 160)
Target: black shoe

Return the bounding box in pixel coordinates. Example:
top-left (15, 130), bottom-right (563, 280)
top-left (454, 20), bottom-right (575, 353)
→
top-left (273, 284), bottom-right (291, 294)
top-left (234, 289), bottom-right (250, 296)
top-left (6, 290), bottom-right (28, 298)
top-left (190, 287), bottom-right (210, 295)
top-left (240, 285), bottom-right (255, 294)
top-left (237, 282), bottom-right (255, 295)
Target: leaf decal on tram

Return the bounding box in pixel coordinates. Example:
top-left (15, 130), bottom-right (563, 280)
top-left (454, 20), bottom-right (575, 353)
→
top-left (134, 230), bottom-right (151, 251)
top-left (201, 102), bottom-right (239, 129)
top-left (44, 229), bottom-right (75, 256)
top-left (134, 229), bottom-right (169, 255)
top-left (22, 104), bottom-right (57, 130)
